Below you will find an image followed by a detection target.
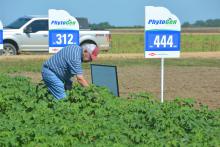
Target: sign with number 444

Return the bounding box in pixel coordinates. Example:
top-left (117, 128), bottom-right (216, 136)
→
top-left (145, 6), bottom-right (181, 58)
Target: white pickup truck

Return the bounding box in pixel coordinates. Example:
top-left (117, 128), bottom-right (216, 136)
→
top-left (2, 16), bottom-right (111, 55)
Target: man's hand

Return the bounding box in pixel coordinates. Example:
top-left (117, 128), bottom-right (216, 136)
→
top-left (76, 75), bottom-right (89, 87)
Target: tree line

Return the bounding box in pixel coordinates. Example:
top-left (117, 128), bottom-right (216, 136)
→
top-left (89, 22), bottom-right (143, 30)
top-left (182, 19), bottom-right (220, 27)
top-left (88, 19), bottom-right (220, 29)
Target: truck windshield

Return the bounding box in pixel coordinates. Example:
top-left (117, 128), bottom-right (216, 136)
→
top-left (76, 17), bottom-right (90, 29)
top-left (5, 17), bottom-right (31, 29)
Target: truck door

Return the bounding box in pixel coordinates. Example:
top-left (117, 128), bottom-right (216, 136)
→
top-left (20, 19), bottom-right (48, 51)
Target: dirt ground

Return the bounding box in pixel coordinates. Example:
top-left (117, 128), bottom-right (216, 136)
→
top-left (4, 52), bottom-right (220, 109)
top-left (14, 66), bottom-right (220, 109)
top-left (117, 66), bottom-right (220, 109)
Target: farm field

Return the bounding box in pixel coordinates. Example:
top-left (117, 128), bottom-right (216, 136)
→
top-left (0, 54), bottom-right (220, 109)
top-left (0, 30), bottom-right (220, 146)
top-left (109, 33), bottom-right (220, 53)
top-left (1, 74), bottom-right (219, 146)
top-left (0, 54), bottom-right (220, 146)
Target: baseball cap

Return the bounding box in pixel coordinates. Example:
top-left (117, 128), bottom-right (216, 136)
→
top-left (83, 44), bottom-right (99, 60)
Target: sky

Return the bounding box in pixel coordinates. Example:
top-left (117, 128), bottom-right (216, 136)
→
top-left (0, 0), bottom-right (220, 26)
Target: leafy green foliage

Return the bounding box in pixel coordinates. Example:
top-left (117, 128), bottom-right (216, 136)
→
top-left (0, 74), bottom-right (220, 146)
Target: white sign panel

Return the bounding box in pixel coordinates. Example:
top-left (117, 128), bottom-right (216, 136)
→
top-left (0, 21), bottom-right (3, 51)
top-left (145, 6), bottom-right (181, 58)
top-left (49, 9), bottom-right (79, 53)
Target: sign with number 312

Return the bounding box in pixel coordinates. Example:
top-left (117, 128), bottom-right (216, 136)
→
top-left (49, 9), bottom-right (79, 53)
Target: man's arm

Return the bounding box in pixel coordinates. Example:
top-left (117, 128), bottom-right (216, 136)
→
top-left (76, 75), bottom-right (89, 87)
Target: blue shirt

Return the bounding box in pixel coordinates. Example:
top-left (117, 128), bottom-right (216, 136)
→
top-left (43, 45), bottom-right (83, 83)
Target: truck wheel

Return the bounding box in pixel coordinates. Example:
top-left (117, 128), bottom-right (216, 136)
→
top-left (80, 43), bottom-right (97, 50)
top-left (3, 43), bottom-right (17, 56)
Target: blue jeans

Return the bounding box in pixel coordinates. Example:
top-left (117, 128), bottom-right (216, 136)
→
top-left (41, 66), bottom-right (66, 99)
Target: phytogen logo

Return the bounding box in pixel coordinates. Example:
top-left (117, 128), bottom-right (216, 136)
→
top-left (51, 20), bottom-right (76, 26)
top-left (148, 18), bottom-right (177, 25)
top-left (148, 53), bottom-right (156, 56)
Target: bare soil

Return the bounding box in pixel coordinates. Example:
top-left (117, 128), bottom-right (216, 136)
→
top-left (117, 66), bottom-right (220, 109)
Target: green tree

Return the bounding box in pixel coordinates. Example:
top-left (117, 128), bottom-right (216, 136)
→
top-left (193, 20), bottom-right (206, 27)
top-left (182, 22), bottom-right (191, 27)
top-left (89, 22), bottom-right (114, 30)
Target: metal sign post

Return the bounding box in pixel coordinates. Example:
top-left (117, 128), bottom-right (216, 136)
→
top-left (144, 6), bottom-right (181, 103)
top-left (48, 9), bottom-right (79, 53)
top-left (0, 21), bottom-right (3, 55)
top-left (161, 58), bottom-right (164, 103)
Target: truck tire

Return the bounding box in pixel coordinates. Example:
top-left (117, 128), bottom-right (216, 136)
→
top-left (80, 42), bottom-right (97, 50)
top-left (2, 43), bottom-right (17, 56)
